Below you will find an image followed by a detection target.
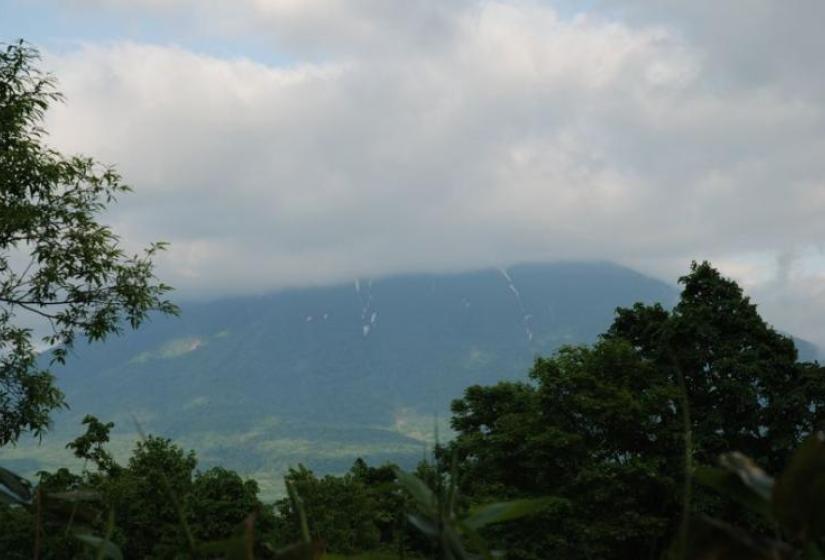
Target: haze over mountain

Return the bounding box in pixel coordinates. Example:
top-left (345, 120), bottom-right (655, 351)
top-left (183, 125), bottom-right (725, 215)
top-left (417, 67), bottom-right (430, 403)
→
top-left (5, 260), bottom-right (819, 498)
top-left (4, 1), bottom-right (825, 350)
top-left (2, 262), bottom-right (681, 494)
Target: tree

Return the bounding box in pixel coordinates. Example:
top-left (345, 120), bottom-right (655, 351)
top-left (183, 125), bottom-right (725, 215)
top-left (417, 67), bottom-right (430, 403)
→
top-left (273, 465), bottom-right (381, 553)
top-left (449, 340), bottom-right (680, 559)
top-left (606, 261), bottom-right (825, 474)
top-left (349, 459), bottom-right (411, 548)
top-left (65, 414), bottom-right (118, 475)
top-left (4, 425), bottom-right (279, 558)
top-left (104, 436), bottom-right (197, 558)
top-left (0, 41), bottom-right (177, 445)
top-left (189, 466), bottom-right (276, 544)
top-left (446, 262), bottom-right (825, 559)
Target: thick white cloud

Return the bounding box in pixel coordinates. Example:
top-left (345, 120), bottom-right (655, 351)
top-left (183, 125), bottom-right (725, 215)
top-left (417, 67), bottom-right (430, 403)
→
top-left (35, 1), bottom-right (825, 345)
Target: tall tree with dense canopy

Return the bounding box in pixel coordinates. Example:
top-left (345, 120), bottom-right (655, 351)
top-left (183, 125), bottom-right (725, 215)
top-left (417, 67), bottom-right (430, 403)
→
top-left (447, 262), bottom-right (825, 559)
top-left (0, 41), bottom-right (177, 445)
top-left (273, 465), bottom-right (382, 554)
top-left (606, 261), bottom-right (825, 474)
top-left (103, 436), bottom-right (198, 557)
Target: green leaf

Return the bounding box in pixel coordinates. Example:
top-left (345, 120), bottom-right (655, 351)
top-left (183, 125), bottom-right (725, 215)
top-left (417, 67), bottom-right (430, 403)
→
top-left (394, 467), bottom-right (436, 514)
top-left (773, 435), bottom-right (825, 540)
top-left (286, 478), bottom-right (311, 544)
top-left (804, 543), bottom-right (825, 560)
top-left (719, 452), bottom-right (774, 501)
top-left (48, 489), bottom-right (102, 502)
top-left (75, 534), bottom-right (123, 560)
top-left (0, 466), bottom-right (33, 504)
top-left (269, 541), bottom-right (324, 559)
top-left (463, 497), bottom-right (564, 530)
top-left (442, 524), bottom-right (473, 560)
top-left (0, 489), bottom-right (26, 506)
top-left (197, 537), bottom-right (248, 560)
top-left (678, 515), bottom-right (793, 560)
top-left (407, 512), bottom-right (439, 537)
top-left (695, 463), bottom-right (773, 522)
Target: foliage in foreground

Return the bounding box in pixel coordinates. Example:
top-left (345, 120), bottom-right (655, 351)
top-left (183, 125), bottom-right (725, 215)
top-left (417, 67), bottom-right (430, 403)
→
top-left (0, 425), bottom-right (552, 559)
top-left (0, 421), bottom-right (280, 558)
top-left (689, 433), bottom-right (825, 559)
top-left (444, 262), bottom-right (825, 559)
top-left (7, 429), bottom-right (825, 559)
top-left (0, 40), bottom-right (178, 446)
top-left (393, 458), bottom-right (563, 559)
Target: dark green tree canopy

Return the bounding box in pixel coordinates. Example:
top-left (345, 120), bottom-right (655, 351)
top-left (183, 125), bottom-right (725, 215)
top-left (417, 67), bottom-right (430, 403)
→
top-left (447, 262), bottom-right (825, 559)
top-left (0, 41), bottom-right (177, 445)
top-left (274, 465), bottom-right (381, 553)
top-left (65, 414), bottom-right (118, 475)
top-left (104, 436), bottom-right (198, 557)
top-left (606, 261), bottom-right (825, 472)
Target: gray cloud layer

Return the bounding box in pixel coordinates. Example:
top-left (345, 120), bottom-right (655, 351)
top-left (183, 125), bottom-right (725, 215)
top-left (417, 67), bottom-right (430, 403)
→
top-left (34, 1), bottom-right (825, 345)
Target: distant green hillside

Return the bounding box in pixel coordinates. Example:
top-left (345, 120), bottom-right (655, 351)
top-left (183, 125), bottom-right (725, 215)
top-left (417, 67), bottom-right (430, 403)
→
top-left (4, 262), bottom-right (679, 497)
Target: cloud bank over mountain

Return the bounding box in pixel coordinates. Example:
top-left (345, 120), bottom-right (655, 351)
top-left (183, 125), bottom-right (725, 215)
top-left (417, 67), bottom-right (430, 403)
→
top-left (4, 0), bottom-right (825, 344)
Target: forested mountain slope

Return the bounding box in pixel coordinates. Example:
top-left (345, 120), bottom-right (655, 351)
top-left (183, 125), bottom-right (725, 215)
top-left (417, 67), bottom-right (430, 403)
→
top-left (4, 262), bottom-right (683, 494)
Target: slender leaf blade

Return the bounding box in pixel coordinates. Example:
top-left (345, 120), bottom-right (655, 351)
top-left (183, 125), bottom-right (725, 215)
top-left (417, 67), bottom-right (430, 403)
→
top-left (394, 468), bottom-right (437, 514)
top-left (695, 465), bottom-right (774, 522)
top-left (773, 435), bottom-right (825, 539)
top-left (76, 534), bottom-right (123, 560)
top-left (0, 466), bottom-right (33, 504)
top-left (464, 497), bottom-right (564, 530)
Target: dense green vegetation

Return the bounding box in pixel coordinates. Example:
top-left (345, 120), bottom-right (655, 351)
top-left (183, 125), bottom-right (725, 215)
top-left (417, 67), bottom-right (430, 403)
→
top-left (3, 262), bottom-right (825, 558)
top-left (4, 40), bottom-right (825, 559)
top-left (443, 261), bottom-right (825, 559)
top-left (689, 434), bottom-right (825, 559)
top-left (0, 40), bottom-right (176, 445)
top-left (27, 260), bottom-right (680, 488)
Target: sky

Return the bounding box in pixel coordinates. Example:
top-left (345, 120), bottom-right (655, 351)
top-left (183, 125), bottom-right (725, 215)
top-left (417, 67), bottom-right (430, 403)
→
top-left (3, 1), bottom-right (825, 346)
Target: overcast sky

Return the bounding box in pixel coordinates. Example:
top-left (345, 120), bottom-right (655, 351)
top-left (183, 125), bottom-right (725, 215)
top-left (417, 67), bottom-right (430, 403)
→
top-left (3, 1), bottom-right (825, 346)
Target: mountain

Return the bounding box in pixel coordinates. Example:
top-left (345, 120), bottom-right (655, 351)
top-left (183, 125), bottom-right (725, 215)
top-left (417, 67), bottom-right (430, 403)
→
top-left (792, 336), bottom-right (820, 363)
top-left (5, 262), bottom-right (678, 496)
